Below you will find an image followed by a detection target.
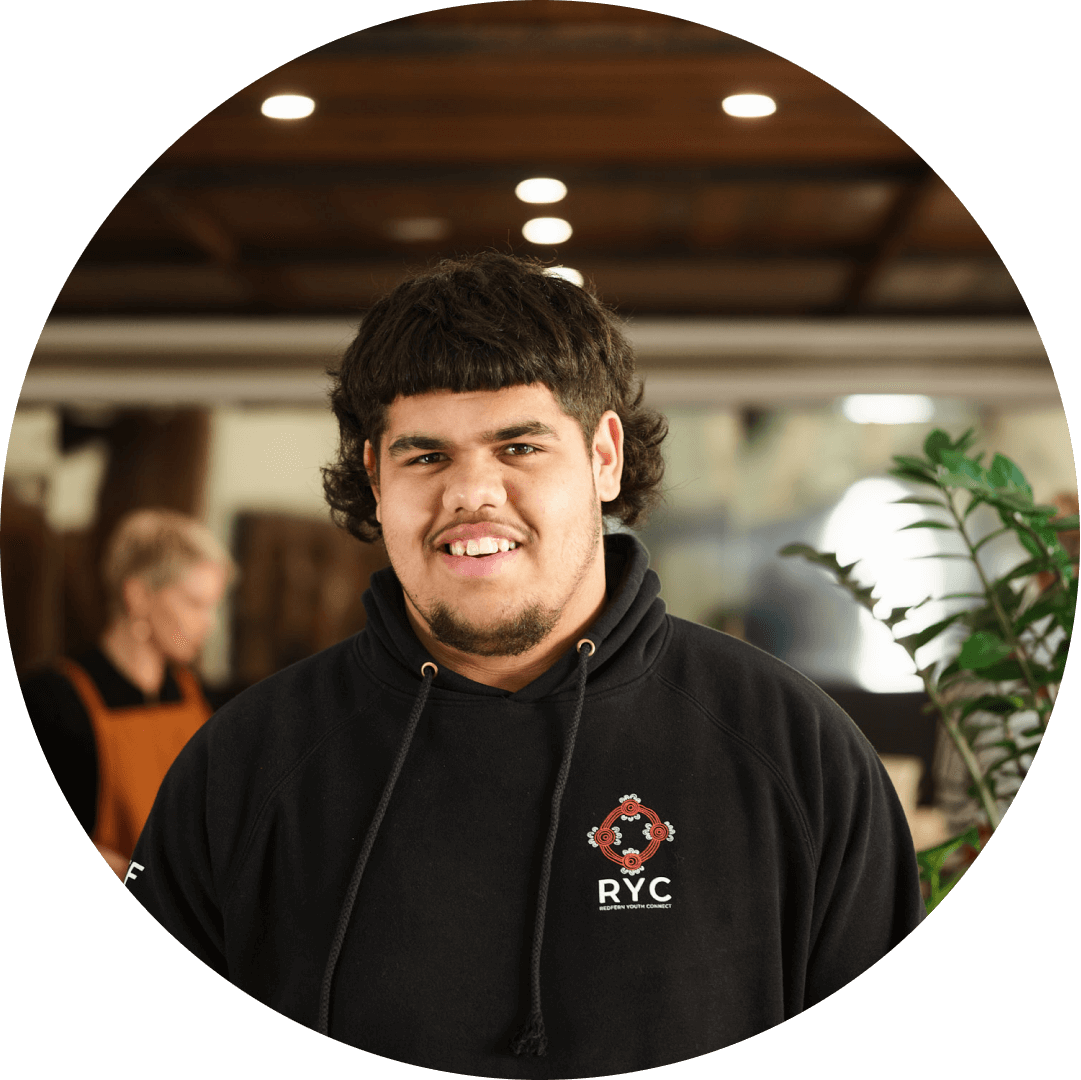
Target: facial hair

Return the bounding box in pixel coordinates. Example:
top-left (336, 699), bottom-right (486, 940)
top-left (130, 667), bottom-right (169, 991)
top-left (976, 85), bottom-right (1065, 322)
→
top-left (411, 496), bottom-right (603, 659)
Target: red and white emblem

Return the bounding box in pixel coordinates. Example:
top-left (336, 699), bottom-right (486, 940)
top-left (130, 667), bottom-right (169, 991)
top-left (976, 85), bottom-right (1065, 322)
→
top-left (587, 794), bottom-right (675, 875)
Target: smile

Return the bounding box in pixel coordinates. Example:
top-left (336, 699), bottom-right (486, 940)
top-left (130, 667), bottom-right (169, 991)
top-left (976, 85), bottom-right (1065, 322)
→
top-left (445, 537), bottom-right (518, 556)
top-left (437, 543), bottom-right (521, 577)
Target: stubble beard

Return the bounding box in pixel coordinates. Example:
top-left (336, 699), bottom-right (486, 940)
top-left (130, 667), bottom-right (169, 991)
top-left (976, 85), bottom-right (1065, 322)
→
top-left (410, 500), bottom-right (603, 658)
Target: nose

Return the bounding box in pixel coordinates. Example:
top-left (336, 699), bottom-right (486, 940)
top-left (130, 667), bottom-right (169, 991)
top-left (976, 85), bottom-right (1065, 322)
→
top-left (442, 453), bottom-right (508, 515)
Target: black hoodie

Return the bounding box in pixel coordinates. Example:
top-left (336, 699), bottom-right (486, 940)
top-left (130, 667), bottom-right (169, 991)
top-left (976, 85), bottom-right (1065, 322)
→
top-left (127, 534), bottom-right (924, 1078)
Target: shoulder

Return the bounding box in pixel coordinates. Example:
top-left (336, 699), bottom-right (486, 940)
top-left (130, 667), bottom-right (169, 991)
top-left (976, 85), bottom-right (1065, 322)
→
top-left (657, 614), bottom-right (845, 713)
top-left (154, 634), bottom-right (374, 859)
top-left (191, 633), bottom-right (372, 774)
top-left (653, 614), bottom-right (879, 779)
top-left (20, 664), bottom-right (91, 733)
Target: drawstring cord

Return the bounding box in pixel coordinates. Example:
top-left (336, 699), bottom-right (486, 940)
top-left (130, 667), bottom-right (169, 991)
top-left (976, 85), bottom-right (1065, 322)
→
top-left (510, 638), bottom-right (595, 1057)
top-left (318, 660), bottom-right (438, 1037)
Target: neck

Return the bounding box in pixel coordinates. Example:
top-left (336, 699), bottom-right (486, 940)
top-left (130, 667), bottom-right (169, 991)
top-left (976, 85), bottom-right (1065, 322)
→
top-left (99, 620), bottom-right (167, 697)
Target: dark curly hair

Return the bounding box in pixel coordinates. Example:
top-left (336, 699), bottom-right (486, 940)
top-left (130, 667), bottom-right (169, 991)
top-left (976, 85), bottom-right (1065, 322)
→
top-left (323, 251), bottom-right (668, 543)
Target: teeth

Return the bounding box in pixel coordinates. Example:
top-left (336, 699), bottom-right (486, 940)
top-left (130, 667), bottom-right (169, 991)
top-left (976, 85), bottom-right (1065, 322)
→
top-left (446, 537), bottom-right (517, 557)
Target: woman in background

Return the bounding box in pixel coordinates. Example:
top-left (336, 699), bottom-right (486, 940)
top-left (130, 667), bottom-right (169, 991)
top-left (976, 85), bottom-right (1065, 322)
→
top-left (22, 509), bottom-right (233, 876)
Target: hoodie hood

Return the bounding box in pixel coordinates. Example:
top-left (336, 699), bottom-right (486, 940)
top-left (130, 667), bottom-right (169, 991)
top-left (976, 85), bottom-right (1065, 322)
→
top-left (356, 532), bottom-right (669, 703)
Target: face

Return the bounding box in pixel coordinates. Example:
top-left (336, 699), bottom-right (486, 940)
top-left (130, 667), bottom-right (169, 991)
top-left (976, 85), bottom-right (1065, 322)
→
top-left (365, 383), bottom-right (623, 658)
top-left (134, 560), bottom-right (228, 664)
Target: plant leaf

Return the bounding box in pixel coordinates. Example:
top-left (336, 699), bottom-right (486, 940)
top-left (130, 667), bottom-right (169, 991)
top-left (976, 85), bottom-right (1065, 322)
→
top-left (1015, 591), bottom-right (1074, 633)
top-left (923, 429), bottom-right (953, 464)
top-left (911, 553), bottom-right (972, 561)
top-left (893, 454), bottom-right (934, 472)
top-left (890, 467), bottom-right (943, 488)
top-left (972, 526), bottom-right (1011, 552)
top-left (951, 428), bottom-right (978, 455)
top-left (958, 694), bottom-right (1027, 720)
top-left (896, 612), bottom-right (968, 653)
top-left (1052, 514), bottom-right (1080, 531)
top-left (956, 631), bottom-right (1013, 671)
top-left (918, 826), bottom-right (982, 913)
top-left (917, 826), bottom-right (982, 873)
top-left (987, 453), bottom-right (1033, 498)
top-left (899, 519), bottom-right (953, 531)
top-left (976, 658), bottom-right (1025, 682)
top-left (892, 495), bottom-right (949, 507)
top-left (984, 491), bottom-right (1041, 514)
top-left (939, 449), bottom-right (988, 488)
top-left (992, 556), bottom-right (1057, 588)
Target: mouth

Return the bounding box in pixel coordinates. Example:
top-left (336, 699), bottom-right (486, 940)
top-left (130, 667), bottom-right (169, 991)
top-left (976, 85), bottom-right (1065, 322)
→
top-left (436, 535), bottom-right (522, 577)
top-left (442, 537), bottom-right (519, 557)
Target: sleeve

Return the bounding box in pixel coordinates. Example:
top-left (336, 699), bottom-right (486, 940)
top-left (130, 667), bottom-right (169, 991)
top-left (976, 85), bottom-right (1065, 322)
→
top-left (801, 705), bottom-right (925, 1008)
top-left (21, 670), bottom-right (99, 834)
top-left (125, 723), bottom-right (230, 979)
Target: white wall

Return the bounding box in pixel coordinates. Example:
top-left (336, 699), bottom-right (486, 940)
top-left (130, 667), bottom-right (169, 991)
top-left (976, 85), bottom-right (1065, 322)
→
top-left (200, 405), bottom-right (341, 683)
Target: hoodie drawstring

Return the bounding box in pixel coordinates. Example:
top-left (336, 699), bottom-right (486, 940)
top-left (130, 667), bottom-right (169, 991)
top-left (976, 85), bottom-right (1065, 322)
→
top-left (510, 638), bottom-right (594, 1057)
top-left (318, 660), bottom-right (438, 1037)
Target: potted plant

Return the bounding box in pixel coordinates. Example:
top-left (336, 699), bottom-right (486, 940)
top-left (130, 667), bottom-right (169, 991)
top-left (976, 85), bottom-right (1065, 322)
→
top-left (781, 429), bottom-right (1076, 911)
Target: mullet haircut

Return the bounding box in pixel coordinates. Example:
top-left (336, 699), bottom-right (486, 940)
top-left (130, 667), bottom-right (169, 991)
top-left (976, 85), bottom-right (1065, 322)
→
top-left (323, 251), bottom-right (668, 543)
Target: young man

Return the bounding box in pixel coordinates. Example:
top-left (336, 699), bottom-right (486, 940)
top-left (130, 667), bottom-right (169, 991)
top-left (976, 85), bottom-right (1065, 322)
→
top-left (128, 252), bottom-right (924, 1078)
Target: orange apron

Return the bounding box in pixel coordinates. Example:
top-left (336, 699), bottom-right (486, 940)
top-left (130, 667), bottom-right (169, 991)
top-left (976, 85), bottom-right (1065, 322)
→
top-left (58, 658), bottom-right (212, 860)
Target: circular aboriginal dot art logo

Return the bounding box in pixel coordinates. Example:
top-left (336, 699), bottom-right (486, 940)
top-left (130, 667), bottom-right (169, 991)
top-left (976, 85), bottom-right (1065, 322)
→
top-left (586, 793), bottom-right (675, 875)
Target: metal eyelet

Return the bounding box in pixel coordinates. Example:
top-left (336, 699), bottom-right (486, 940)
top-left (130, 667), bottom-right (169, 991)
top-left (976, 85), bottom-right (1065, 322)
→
top-left (421, 661), bottom-right (438, 677)
top-left (576, 638), bottom-right (596, 656)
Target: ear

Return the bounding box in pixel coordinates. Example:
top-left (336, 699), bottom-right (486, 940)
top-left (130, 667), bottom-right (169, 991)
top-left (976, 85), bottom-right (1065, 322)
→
top-left (592, 411), bottom-right (624, 504)
top-left (363, 440), bottom-right (382, 523)
top-left (121, 576), bottom-right (152, 619)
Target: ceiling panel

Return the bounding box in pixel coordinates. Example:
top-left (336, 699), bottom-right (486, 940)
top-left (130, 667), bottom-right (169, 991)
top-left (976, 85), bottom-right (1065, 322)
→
top-left (46, 2), bottom-right (1028, 321)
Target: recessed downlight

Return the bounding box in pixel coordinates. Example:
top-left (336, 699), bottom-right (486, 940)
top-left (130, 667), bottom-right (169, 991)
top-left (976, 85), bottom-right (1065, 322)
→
top-left (261, 94), bottom-right (316, 120)
top-left (720, 93), bottom-right (777, 118)
top-left (522, 217), bottom-right (572, 245)
top-left (515, 177), bottom-right (567, 204)
top-left (545, 266), bottom-right (584, 287)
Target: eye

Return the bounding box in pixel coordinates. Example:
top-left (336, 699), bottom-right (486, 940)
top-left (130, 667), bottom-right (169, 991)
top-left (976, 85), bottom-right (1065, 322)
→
top-left (410, 452), bottom-right (446, 466)
top-left (504, 443), bottom-right (539, 456)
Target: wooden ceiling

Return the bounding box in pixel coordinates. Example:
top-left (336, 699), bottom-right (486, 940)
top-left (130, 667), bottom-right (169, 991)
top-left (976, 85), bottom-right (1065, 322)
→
top-left (56, 2), bottom-right (1025, 319)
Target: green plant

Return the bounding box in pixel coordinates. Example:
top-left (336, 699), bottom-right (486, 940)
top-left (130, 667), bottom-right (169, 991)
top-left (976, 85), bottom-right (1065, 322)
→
top-left (781, 429), bottom-right (1077, 912)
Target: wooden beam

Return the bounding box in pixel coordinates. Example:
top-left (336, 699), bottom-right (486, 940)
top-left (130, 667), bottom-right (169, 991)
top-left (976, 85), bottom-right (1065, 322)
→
top-left (837, 169), bottom-right (935, 313)
top-left (141, 188), bottom-right (240, 266)
top-left (135, 161), bottom-right (930, 191)
top-left (140, 188), bottom-right (300, 312)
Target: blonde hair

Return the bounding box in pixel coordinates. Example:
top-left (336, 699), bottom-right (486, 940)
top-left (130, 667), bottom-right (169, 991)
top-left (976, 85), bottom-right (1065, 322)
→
top-left (101, 509), bottom-right (235, 619)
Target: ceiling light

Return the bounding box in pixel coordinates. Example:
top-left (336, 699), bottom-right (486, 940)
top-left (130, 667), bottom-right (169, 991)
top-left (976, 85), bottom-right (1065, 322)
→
top-left (841, 395), bottom-right (936, 425)
top-left (261, 94), bottom-right (316, 120)
top-left (545, 266), bottom-right (584, 287)
top-left (522, 217), bottom-right (572, 245)
top-left (515, 177), bottom-right (567, 204)
top-left (720, 93), bottom-right (777, 118)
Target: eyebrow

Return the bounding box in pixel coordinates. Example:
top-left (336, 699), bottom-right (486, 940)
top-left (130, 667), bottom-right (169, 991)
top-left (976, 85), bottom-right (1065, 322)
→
top-left (386, 420), bottom-right (559, 459)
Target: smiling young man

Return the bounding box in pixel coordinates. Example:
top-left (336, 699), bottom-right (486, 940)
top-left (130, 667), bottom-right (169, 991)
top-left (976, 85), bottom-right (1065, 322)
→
top-left (128, 252), bottom-right (924, 1078)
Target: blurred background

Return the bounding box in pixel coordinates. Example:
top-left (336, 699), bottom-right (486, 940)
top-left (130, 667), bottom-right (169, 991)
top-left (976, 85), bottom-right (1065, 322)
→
top-left (4, 2), bottom-right (1073, 847)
